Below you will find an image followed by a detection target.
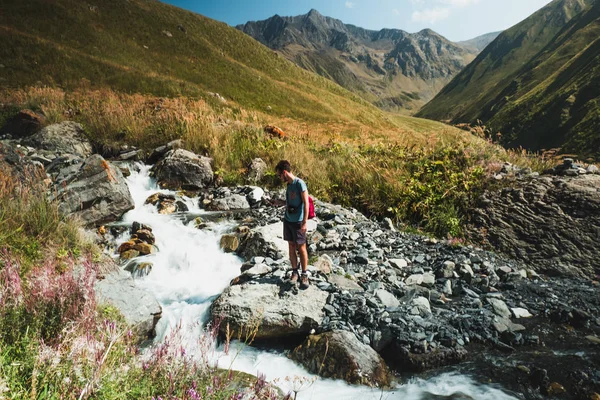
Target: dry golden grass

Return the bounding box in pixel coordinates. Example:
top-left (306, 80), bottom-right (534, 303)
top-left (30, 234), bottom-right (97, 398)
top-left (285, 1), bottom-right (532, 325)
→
top-left (0, 86), bottom-right (559, 237)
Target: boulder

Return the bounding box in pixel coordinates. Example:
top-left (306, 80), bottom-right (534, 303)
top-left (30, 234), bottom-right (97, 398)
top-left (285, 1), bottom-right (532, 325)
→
top-left (146, 139), bottom-right (183, 164)
top-left (206, 194), bottom-right (250, 211)
top-left (290, 330), bottom-right (391, 387)
top-left (151, 149), bottom-right (213, 190)
top-left (49, 154), bottom-right (134, 227)
top-left (246, 158), bottom-right (267, 183)
top-left (0, 109), bottom-right (45, 138)
top-left (468, 174), bottom-right (600, 278)
top-left (95, 268), bottom-right (162, 341)
top-left (211, 283), bottom-right (328, 340)
top-left (236, 229), bottom-right (284, 261)
top-left (22, 121), bottom-right (92, 157)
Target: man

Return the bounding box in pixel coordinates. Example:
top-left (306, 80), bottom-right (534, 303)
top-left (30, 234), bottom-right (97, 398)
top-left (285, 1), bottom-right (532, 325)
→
top-left (275, 160), bottom-right (310, 289)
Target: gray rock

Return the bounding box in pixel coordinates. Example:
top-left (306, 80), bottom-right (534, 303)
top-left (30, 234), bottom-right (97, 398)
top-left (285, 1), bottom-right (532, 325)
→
top-left (49, 155), bottom-right (134, 227)
top-left (328, 274), bottom-right (364, 292)
top-left (314, 254), bottom-right (333, 274)
top-left (421, 272), bottom-right (435, 288)
top-left (211, 283), bottom-right (328, 340)
top-left (468, 174), bottom-right (600, 278)
top-left (411, 296), bottom-right (431, 316)
top-left (511, 307), bottom-right (533, 319)
top-left (487, 298), bottom-right (511, 318)
top-left (375, 289), bottom-right (400, 308)
top-left (247, 186), bottom-right (265, 204)
top-left (405, 274), bottom-right (423, 286)
top-left (492, 316), bottom-right (526, 333)
top-left (242, 263), bottom-right (272, 277)
top-left (147, 139), bottom-right (183, 164)
top-left (389, 258), bottom-right (409, 269)
top-left (152, 149), bottom-right (213, 190)
top-left (587, 164), bottom-right (599, 174)
top-left (22, 121), bottom-right (92, 157)
top-left (208, 194), bottom-right (250, 211)
top-left (95, 268), bottom-right (162, 341)
top-left (439, 261), bottom-right (455, 278)
top-left (246, 158), bottom-right (268, 183)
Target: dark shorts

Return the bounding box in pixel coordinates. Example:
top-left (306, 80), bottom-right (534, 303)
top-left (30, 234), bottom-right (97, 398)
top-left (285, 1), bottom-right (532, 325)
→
top-left (283, 220), bottom-right (306, 245)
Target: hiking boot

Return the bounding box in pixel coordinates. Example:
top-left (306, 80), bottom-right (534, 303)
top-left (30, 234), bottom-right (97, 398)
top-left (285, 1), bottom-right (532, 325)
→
top-left (290, 269), bottom-right (300, 284)
top-left (300, 273), bottom-right (310, 289)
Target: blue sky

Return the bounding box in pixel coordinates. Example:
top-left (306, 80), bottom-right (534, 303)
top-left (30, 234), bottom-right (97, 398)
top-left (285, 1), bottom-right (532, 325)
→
top-left (161, 0), bottom-right (553, 42)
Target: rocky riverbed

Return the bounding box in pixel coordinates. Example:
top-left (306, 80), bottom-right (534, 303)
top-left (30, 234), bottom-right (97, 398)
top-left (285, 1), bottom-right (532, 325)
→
top-left (1, 117), bottom-right (599, 399)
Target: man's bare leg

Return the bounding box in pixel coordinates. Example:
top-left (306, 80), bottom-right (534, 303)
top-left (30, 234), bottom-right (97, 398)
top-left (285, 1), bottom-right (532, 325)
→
top-left (298, 243), bottom-right (308, 273)
top-left (288, 242), bottom-right (298, 269)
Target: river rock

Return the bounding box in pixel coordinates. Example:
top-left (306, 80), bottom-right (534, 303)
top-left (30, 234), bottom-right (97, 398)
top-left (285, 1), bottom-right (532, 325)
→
top-left (124, 261), bottom-right (153, 278)
top-left (211, 283), bottom-right (328, 340)
top-left (95, 268), bottom-right (162, 341)
top-left (290, 330), bottom-right (391, 387)
top-left (151, 149), bottom-right (213, 190)
top-left (220, 234), bottom-right (240, 252)
top-left (22, 121), bottom-right (92, 157)
top-left (49, 154), bottom-right (134, 227)
top-left (207, 194), bottom-right (250, 211)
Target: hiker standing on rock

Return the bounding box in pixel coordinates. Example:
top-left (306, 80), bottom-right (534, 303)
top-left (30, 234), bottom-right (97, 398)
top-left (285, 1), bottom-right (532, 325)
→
top-left (275, 160), bottom-right (310, 289)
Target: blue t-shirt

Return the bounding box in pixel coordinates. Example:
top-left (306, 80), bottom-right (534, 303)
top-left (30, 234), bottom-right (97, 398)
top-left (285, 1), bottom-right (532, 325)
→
top-left (285, 178), bottom-right (307, 222)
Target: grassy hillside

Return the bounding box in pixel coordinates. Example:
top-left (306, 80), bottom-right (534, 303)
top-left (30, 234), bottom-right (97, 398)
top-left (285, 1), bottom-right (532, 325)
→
top-left (0, 0), bottom-right (400, 127)
top-left (0, 0), bottom-right (557, 239)
top-left (417, 0), bottom-right (599, 159)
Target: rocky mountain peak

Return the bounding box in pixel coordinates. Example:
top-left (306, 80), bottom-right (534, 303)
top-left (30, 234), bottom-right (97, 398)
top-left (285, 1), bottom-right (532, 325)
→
top-left (237, 11), bottom-right (498, 112)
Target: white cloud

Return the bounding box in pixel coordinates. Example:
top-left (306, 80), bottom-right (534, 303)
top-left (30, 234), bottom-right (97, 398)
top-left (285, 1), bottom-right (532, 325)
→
top-left (410, 0), bottom-right (425, 4)
top-left (392, 8), bottom-right (400, 15)
top-left (438, 0), bottom-right (480, 7)
top-left (411, 7), bottom-right (451, 23)
top-left (345, 1), bottom-right (355, 8)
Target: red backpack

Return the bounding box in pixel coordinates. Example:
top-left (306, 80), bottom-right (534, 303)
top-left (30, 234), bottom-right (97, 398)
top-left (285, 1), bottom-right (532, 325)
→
top-left (296, 180), bottom-right (316, 219)
top-left (308, 196), bottom-right (315, 219)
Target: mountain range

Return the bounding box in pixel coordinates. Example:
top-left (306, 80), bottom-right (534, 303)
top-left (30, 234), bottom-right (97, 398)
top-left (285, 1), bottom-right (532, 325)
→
top-left (417, 0), bottom-right (599, 158)
top-left (237, 10), bottom-right (500, 113)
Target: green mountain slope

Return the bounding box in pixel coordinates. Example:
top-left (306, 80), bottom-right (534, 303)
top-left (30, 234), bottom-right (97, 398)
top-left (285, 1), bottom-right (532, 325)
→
top-left (0, 0), bottom-right (410, 128)
top-left (417, 0), bottom-right (600, 159)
